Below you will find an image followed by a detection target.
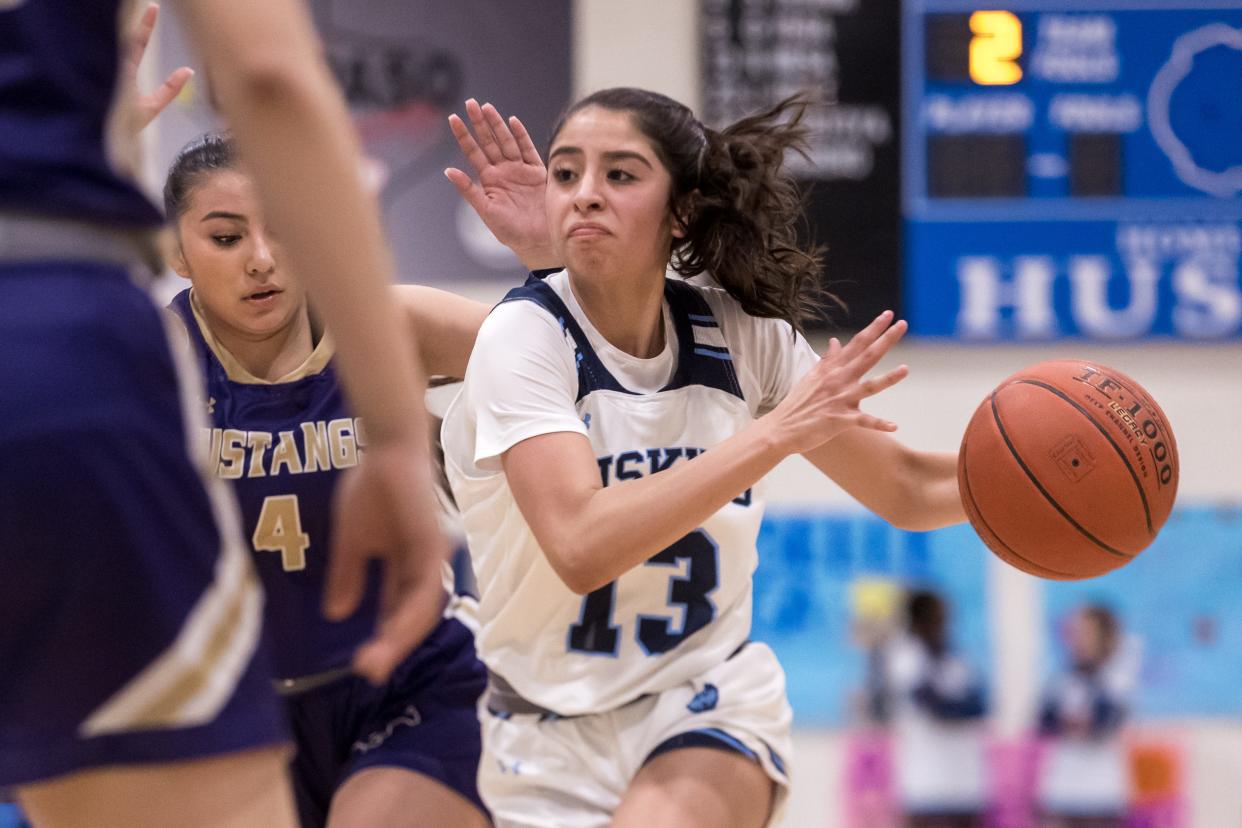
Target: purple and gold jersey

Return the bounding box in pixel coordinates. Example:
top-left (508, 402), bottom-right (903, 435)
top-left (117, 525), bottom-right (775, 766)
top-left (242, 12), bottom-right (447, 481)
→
top-left (170, 289), bottom-right (380, 679)
top-left (0, 0), bottom-right (162, 226)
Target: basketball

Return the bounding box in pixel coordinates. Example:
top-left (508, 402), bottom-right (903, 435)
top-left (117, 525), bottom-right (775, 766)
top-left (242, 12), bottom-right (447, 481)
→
top-left (958, 360), bottom-right (1179, 580)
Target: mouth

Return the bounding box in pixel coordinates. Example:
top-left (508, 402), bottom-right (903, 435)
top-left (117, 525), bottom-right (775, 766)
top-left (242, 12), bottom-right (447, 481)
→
top-left (244, 288), bottom-right (282, 303)
top-left (568, 223), bottom-right (610, 238)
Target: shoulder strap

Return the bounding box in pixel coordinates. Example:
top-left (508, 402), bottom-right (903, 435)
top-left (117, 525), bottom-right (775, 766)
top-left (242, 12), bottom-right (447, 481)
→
top-left (497, 273), bottom-right (631, 402)
top-left (661, 279), bottom-right (744, 400)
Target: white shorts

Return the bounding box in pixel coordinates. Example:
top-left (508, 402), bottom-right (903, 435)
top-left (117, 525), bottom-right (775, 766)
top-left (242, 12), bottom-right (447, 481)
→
top-left (479, 641), bottom-right (793, 828)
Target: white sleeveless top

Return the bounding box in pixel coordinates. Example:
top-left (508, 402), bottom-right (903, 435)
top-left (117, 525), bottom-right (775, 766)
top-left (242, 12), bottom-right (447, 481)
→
top-left (442, 270), bottom-right (816, 715)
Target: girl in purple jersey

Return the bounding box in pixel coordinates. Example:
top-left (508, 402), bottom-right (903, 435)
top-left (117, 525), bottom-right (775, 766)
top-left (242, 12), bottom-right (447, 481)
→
top-left (159, 109), bottom-right (547, 827)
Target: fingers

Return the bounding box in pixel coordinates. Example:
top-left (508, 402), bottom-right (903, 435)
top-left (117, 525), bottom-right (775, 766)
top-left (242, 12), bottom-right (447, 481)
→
top-left (125, 3), bottom-right (160, 73)
top-left (464, 99), bottom-right (508, 165)
top-left (509, 115), bottom-right (545, 167)
top-left (146, 66), bottom-right (193, 115)
top-left (448, 110), bottom-right (491, 178)
top-left (852, 412), bottom-right (900, 433)
top-left (855, 364), bottom-right (909, 400)
top-left (450, 100), bottom-right (527, 171)
top-left (844, 318), bottom-right (908, 382)
top-left (443, 166), bottom-right (486, 212)
top-left (352, 566), bottom-right (444, 684)
top-left (481, 103), bottom-right (522, 162)
top-left (834, 309), bottom-right (895, 363)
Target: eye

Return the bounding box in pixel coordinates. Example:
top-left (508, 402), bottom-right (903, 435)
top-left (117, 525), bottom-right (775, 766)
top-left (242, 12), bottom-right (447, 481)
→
top-left (607, 168), bottom-right (635, 182)
top-left (551, 167), bottom-right (576, 183)
top-left (211, 234), bottom-right (241, 247)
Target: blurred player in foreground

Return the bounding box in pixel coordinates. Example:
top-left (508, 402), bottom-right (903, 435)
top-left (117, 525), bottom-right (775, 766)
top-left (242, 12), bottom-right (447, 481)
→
top-left (1, 1), bottom-right (447, 825)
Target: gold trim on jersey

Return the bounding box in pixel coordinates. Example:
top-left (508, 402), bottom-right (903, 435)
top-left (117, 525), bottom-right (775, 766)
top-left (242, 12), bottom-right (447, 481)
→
top-left (78, 299), bottom-right (267, 737)
top-left (78, 538), bottom-right (264, 735)
top-left (189, 289), bottom-right (334, 384)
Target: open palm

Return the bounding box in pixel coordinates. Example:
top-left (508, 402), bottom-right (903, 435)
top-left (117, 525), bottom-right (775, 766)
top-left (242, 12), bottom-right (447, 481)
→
top-left (445, 99), bottom-right (556, 270)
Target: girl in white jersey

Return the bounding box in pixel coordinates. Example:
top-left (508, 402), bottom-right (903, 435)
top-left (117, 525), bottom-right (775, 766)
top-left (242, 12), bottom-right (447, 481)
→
top-left (443, 88), bottom-right (968, 828)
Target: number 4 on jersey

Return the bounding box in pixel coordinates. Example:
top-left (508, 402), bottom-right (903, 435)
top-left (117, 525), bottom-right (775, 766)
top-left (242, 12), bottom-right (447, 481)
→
top-left (252, 494), bottom-right (310, 571)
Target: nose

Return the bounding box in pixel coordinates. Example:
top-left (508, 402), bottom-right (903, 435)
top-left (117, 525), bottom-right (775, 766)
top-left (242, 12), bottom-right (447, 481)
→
top-left (247, 233), bottom-right (276, 276)
top-left (572, 172), bottom-right (603, 214)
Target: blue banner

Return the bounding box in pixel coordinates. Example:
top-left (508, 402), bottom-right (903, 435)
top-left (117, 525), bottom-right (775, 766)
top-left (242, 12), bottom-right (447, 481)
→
top-left (754, 505), bottom-right (1242, 725)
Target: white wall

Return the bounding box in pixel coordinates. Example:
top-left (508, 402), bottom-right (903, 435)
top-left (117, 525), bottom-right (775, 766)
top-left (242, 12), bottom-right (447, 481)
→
top-left (572, 0), bottom-right (701, 105)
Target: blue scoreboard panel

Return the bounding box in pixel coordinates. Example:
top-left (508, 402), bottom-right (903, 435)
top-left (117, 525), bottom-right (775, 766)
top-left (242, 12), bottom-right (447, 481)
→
top-left (903, 1), bottom-right (1242, 339)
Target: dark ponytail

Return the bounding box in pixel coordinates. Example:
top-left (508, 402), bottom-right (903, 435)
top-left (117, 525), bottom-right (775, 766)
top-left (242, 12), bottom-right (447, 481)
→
top-left (550, 89), bottom-right (831, 333)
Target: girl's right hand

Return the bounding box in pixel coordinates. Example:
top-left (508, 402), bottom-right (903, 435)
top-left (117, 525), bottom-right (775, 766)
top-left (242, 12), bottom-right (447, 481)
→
top-left (762, 310), bottom-right (909, 456)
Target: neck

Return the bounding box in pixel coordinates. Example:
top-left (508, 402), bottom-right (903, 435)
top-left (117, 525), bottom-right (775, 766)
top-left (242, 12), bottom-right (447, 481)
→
top-left (567, 265), bottom-right (667, 358)
top-left (199, 300), bottom-right (315, 382)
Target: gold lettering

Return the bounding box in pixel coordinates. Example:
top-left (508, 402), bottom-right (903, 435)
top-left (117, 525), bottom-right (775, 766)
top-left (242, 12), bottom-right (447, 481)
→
top-left (270, 430), bottom-right (304, 475)
top-left (328, 418), bottom-right (358, 468)
top-left (208, 428), bottom-right (224, 475)
top-left (301, 421), bottom-right (332, 473)
top-left (218, 429), bottom-right (246, 479)
top-left (246, 432), bottom-right (273, 478)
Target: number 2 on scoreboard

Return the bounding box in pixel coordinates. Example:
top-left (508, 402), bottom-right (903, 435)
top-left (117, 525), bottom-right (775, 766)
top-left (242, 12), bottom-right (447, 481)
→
top-left (969, 11), bottom-right (1023, 86)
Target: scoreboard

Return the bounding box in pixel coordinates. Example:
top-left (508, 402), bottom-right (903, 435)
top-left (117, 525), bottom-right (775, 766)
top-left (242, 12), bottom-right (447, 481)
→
top-left (903, 1), bottom-right (1242, 339)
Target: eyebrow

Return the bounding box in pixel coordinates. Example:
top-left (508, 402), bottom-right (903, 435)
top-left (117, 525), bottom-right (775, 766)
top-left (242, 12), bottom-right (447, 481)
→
top-left (200, 210), bottom-right (247, 223)
top-left (548, 147), bottom-right (654, 169)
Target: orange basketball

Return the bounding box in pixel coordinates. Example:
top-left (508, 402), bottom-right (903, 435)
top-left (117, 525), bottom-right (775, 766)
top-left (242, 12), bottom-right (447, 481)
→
top-left (958, 360), bottom-right (1179, 580)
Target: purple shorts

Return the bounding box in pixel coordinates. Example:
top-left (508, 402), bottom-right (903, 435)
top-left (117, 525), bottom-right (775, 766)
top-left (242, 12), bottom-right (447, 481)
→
top-left (284, 616), bottom-right (488, 826)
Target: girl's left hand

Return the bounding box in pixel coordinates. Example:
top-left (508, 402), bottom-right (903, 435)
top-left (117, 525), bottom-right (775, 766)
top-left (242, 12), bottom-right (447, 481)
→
top-left (445, 99), bottom-right (557, 270)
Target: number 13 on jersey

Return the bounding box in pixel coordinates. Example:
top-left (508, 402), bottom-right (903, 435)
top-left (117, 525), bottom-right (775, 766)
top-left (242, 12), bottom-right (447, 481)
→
top-left (567, 529), bottom-right (719, 657)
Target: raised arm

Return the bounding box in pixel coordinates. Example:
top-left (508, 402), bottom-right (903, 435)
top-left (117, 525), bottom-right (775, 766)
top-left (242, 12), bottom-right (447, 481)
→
top-left (502, 312), bottom-right (909, 594)
top-left (445, 99), bottom-right (558, 270)
top-left (175, 0), bottom-right (445, 682)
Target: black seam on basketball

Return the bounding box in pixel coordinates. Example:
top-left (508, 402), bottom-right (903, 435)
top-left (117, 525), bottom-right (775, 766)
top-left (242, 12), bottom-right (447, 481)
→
top-left (989, 390), bottom-right (1134, 560)
top-left (960, 434), bottom-right (1080, 579)
top-left (1015, 379), bottom-right (1153, 536)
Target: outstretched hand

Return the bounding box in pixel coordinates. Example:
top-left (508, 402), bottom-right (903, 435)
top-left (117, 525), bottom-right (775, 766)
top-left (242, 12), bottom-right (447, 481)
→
top-left (766, 311), bottom-right (910, 455)
top-left (124, 3), bottom-right (193, 134)
top-left (445, 99), bottom-right (557, 270)
top-left (324, 439), bottom-right (449, 685)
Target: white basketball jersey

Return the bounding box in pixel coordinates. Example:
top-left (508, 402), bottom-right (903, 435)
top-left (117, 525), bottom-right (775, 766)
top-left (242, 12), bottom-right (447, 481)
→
top-left (443, 271), bottom-right (815, 716)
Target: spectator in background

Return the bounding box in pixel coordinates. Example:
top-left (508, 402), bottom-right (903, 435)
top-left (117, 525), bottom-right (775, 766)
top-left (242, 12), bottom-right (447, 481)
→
top-left (874, 589), bottom-right (989, 828)
top-left (1036, 604), bottom-right (1135, 828)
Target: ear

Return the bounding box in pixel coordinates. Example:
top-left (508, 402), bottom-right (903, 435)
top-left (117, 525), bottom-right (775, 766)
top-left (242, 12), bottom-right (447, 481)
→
top-left (671, 190), bottom-right (700, 239)
top-left (167, 236), bottom-right (191, 280)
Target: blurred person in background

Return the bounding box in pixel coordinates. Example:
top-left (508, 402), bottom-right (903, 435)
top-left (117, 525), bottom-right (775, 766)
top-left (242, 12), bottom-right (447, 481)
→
top-left (874, 589), bottom-right (988, 828)
top-left (1036, 604), bottom-right (1136, 828)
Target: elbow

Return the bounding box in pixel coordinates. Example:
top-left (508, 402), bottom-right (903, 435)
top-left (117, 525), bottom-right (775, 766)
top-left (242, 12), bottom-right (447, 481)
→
top-left (875, 494), bottom-right (940, 532)
top-left (878, 470), bottom-right (962, 531)
top-left (886, 512), bottom-right (946, 533)
top-left (543, 540), bottom-right (609, 596)
top-left (217, 53), bottom-right (322, 111)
